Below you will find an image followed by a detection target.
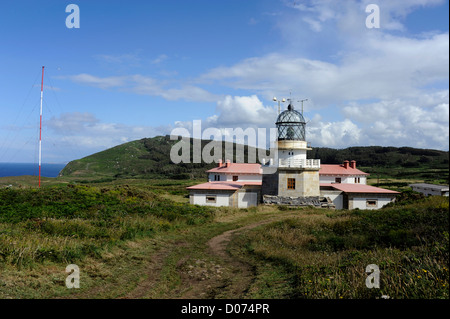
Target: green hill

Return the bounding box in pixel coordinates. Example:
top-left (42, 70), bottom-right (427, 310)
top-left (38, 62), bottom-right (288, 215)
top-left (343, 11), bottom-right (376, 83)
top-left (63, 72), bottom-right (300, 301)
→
top-left (308, 146), bottom-right (448, 184)
top-left (60, 136), bottom-right (449, 184)
top-left (59, 135), bottom-right (268, 180)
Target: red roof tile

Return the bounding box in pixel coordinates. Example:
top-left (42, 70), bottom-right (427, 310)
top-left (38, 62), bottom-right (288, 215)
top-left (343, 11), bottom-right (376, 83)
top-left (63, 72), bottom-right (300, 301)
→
top-left (320, 183), bottom-right (399, 194)
top-left (319, 164), bottom-right (369, 176)
top-left (207, 163), bottom-right (262, 174)
top-left (187, 181), bottom-right (262, 191)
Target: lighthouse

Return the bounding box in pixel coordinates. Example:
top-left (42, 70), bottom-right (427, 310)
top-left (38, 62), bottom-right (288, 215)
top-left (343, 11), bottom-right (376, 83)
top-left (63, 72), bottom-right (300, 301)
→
top-left (262, 101), bottom-right (321, 198)
top-left (187, 99), bottom-right (399, 209)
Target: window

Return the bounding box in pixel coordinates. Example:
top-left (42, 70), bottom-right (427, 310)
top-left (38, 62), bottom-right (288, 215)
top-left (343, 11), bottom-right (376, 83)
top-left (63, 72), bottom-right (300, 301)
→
top-left (206, 196), bottom-right (217, 203)
top-left (366, 199), bottom-right (377, 207)
top-left (214, 175), bottom-right (220, 181)
top-left (287, 178), bottom-right (296, 190)
top-left (232, 176), bottom-right (238, 181)
top-left (355, 177), bottom-right (360, 183)
top-left (335, 177), bottom-right (341, 183)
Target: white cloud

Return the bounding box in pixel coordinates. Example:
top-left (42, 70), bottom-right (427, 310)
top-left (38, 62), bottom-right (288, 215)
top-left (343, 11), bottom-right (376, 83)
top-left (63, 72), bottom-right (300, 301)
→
top-left (60, 73), bottom-right (220, 102)
top-left (172, 90), bottom-right (449, 151)
top-left (63, 74), bottom-right (127, 89)
top-left (210, 95), bottom-right (277, 127)
top-left (308, 118), bottom-right (363, 148)
top-left (46, 112), bottom-right (99, 134)
top-left (341, 91), bottom-right (449, 149)
top-left (200, 30), bottom-right (448, 106)
top-left (57, 0), bottom-right (448, 151)
top-left (151, 54), bottom-right (168, 64)
top-left (193, 8), bottom-right (449, 151)
top-left (45, 112), bottom-right (171, 160)
top-left (288, 0), bottom-right (445, 33)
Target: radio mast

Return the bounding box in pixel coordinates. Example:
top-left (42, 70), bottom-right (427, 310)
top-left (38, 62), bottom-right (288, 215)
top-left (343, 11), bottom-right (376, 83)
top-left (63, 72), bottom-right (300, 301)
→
top-left (39, 66), bottom-right (44, 188)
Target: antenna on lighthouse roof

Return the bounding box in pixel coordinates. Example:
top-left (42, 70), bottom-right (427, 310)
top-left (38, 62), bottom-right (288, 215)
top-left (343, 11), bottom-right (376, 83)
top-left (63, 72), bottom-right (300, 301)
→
top-left (299, 99), bottom-right (308, 115)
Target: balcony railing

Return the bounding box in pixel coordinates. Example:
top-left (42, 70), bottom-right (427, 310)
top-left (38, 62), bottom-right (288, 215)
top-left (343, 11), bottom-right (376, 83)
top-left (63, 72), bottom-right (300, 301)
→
top-left (278, 158), bottom-right (320, 168)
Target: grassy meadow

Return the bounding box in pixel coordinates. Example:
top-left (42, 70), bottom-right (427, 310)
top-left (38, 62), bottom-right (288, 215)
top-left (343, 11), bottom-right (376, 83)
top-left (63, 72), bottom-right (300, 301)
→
top-left (0, 173), bottom-right (448, 299)
top-left (231, 196), bottom-right (449, 299)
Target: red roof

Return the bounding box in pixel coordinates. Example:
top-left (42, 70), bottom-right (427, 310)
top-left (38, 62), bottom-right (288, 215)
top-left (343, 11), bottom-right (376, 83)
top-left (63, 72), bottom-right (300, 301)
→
top-left (207, 163), bottom-right (262, 175)
top-left (320, 183), bottom-right (399, 194)
top-left (187, 181), bottom-right (262, 191)
top-left (319, 164), bottom-right (369, 176)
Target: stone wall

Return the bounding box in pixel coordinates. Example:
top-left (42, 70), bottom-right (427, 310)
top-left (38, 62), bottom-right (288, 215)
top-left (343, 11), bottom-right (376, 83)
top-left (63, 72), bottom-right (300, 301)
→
top-left (263, 195), bottom-right (335, 209)
top-left (278, 169), bottom-right (320, 197)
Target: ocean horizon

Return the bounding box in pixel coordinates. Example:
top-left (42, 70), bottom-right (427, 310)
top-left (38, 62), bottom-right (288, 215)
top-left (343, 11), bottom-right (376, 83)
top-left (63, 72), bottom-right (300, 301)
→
top-left (0, 163), bottom-right (66, 178)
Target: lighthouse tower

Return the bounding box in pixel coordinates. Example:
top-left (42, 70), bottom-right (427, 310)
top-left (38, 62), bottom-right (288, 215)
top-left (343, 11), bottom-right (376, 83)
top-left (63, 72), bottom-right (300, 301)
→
top-left (262, 101), bottom-right (321, 198)
top-left (276, 102), bottom-right (309, 166)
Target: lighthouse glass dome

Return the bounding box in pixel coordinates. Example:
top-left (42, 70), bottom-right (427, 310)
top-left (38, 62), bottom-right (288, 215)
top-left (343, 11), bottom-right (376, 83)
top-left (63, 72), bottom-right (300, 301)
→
top-left (276, 104), bottom-right (306, 141)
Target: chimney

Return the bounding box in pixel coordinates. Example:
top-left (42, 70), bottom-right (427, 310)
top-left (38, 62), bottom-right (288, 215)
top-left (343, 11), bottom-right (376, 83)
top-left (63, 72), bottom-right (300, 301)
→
top-left (218, 159), bottom-right (222, 167)
top-left (343, 160), bottom-right (349, 169)
top-left (350, 160), bottom-right (356, 169)
top-left (226, 159), bottom-right (231, 167)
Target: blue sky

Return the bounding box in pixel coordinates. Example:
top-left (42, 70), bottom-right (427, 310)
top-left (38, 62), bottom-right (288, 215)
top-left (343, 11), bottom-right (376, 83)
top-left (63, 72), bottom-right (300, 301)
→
top-left (0, 0), bottom-right (448, 163)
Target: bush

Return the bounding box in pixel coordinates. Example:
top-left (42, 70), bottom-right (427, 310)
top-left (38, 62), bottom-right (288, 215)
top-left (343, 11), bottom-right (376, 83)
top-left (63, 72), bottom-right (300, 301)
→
top-left (0, 184), bottom-right (214, 269)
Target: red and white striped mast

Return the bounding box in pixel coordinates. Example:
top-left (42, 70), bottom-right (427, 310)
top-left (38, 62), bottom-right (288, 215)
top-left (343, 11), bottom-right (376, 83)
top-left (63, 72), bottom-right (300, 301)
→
top-left (39, 66), bottom-right (44, 188)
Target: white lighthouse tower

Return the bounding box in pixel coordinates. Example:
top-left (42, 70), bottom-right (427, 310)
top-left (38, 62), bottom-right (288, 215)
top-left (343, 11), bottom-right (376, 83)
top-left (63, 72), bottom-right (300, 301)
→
top-left (276, 102), bottom-right (310, 166)
top-left (262, 101), bottom-right (321, 198)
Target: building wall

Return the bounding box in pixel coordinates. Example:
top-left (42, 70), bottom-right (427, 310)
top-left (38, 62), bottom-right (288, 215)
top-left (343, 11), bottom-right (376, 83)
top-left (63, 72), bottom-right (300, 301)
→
top-left (278, 169), bottom-right (320, 197)
top-left (190, 190), bottom-right (233, 207)
top-left (410, 185), bottom-right (449, 197)
top-left (278, 149), bottom-right (307, 162)
top-left (348, 194), bottom-right (395, 210)
top-left (320, 190), bottom-right (344, 209)
top-left (189, 187), bottom-right (260, 208)
top-left (208, 173), bottom-right (261, 183)
top-left (224, 174), bottom-right (262, 182)
top-left (320, 175), bottom-right (367, 184)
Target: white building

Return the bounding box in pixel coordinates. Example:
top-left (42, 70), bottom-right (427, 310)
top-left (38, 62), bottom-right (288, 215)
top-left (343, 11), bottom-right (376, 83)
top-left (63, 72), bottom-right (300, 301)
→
top-left (317, 159), bottom-right (399, 209)
top-left (409, 183), bottom-right (449, 197)
top-left (319, 160), bottom-right (368, 184)
top-left (187, 161), bottom-right (262, 208)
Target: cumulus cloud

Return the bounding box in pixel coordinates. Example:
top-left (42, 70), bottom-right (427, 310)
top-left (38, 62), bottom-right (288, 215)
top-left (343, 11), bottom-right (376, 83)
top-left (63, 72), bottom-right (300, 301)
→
top-left (199, 31), bottom-right (448, 106)
top-left (173, 90), bottom-right (449, 151)
top-left (210, 95), bottom-right (277, 127)
top-left (341, 90), bottom-right (449, 149)
top-left (57, 0), bottom-right (448, 151)
top-left (192, 1), bottom-right (449, 150)
top-left (308, 118), bottom-right (363, 148)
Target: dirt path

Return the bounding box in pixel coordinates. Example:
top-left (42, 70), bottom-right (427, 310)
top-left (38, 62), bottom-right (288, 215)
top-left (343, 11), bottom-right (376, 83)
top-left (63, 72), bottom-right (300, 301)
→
top-left (122, 212), bottom-right (298, 299)
top-left (121, 245), bottom-right (172, 299)
top-left (202, 219), bottom-right (276, 298)
top-left (178, 212), bottom-right (297, 299)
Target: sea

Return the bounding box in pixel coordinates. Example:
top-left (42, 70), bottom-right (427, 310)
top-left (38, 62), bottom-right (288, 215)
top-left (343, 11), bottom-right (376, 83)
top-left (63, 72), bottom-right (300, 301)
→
top-left (0, 163), bottom-right (67, 178)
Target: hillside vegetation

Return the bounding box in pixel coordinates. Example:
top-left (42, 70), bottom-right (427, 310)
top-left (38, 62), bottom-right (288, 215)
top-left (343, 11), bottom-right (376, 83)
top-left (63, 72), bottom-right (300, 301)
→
top-left (0, 181), bottom-right (447, 299)
top-left (60, 136), bottom-right (449, 185)
top-left (59, 136), bottom-right (267, 181)
top-left (234, 196), bottom-right (449, 299)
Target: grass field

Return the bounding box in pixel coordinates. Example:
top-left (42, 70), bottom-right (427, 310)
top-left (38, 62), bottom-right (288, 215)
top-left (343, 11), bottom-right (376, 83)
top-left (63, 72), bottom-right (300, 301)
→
top-left (0, 174), bottom-right (448, 299)
top-left (231, 196), bottom-right (449, 299)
